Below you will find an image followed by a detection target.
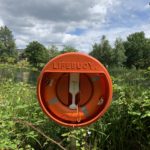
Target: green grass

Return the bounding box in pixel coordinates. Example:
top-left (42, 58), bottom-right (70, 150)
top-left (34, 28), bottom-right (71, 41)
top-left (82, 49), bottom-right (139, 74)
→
top-left (0, 62), bottom-right (38, 71)
top-left (0, 67), bottom-right (150, 150)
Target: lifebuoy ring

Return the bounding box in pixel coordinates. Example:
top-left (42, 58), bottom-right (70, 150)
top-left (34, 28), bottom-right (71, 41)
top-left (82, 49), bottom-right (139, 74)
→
top-left (37, 53), bottom-right (112, 127)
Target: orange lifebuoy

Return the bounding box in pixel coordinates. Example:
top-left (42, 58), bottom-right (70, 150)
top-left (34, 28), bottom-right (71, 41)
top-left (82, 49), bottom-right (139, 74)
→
top-left (37, 52), bottom-right (112, 127)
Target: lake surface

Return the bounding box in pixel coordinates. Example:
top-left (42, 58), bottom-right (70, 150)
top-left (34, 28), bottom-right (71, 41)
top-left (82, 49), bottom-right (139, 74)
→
top-left (0, 67), bottom-right (39, 84)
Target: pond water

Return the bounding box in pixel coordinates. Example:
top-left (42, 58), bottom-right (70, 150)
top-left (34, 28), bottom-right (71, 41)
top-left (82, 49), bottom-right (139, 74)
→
top-left (0, 67), bottom-right (40, 85)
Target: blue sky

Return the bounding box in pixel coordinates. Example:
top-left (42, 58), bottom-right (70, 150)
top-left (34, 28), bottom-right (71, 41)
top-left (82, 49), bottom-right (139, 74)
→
top-left (106, 0), bottom-right (150, 28)
top-left (68, 28), bottom-right (87, 36)
top-left (0, 0), bottom-right (150, 52)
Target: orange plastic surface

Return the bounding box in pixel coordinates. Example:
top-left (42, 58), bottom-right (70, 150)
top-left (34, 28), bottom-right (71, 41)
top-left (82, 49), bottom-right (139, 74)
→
top-left (37, 52), bottom-right (112, 127)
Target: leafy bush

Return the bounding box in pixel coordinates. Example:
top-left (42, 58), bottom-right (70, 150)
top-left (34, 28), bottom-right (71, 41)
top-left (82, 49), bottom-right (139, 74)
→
top-left (0, 80), bottom-right (67, 149)
top-left (0, 67), bottom-right (150, 150)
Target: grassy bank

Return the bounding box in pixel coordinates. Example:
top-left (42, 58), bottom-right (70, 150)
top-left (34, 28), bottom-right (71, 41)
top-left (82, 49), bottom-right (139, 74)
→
top-left (0, 62), bottom-right (38, 71)
top-left (0, 67), bottom-right (150, 150)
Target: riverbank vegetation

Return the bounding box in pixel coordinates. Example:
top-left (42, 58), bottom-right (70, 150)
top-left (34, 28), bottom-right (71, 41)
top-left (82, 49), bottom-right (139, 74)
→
top-left (0, 26), bottom-right (150, 149)
top-left (0, 67), bottom-right (149, 149)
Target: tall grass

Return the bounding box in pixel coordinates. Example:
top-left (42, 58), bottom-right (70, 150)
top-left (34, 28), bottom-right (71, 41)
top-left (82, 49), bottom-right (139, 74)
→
top-left (0, 67), bottom-right (150, 149)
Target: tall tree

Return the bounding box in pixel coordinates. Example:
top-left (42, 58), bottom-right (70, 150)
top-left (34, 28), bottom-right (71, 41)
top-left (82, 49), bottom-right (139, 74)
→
top-left (0, 26), bottom-right (18, 63)
top-left (24, 41), bottom-right (49, 68)
top-left (124, 31), bottom-right (149, 68)
top-left (112, 38), bottom-right (126, 66)
top-left (48, 45), bottom-right (60, 59)
top-left (89, 43), bottom-right (100, 60)
top-left (60, 45), bottom-right (78, 54)
top-left (89, 35), bottom-right (112, 66)
top-left (143, 38), bottom-right (150, 68)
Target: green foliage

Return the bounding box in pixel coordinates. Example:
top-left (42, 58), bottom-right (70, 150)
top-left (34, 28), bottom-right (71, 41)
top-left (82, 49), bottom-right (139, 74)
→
top-left (61, 128), bottom-right (87, 150)
top-left (24, 41), bottom-right (49, 68)
top-left (60, 45), bottom-right (78, 54)
top-left (90, 32), bottom-right (150, 69)
top-left (46, 45), bottom-right (78, 61)
top-left (85, 68), bottom-right (150, 150)
top-left (0, 80), bottom-right (67, 149)
top-left (0, 25), bottom-right (149, 70)
top-left (0, 26), bottom-right (18, 63)
top-left (17, 59), bottom-right (30, 68)
top-left (112, 38), bottom-right (126, 67)
top-left (0, 81), bottom-right (36, 149)
top-left (143, 39), bottom-right (150, 68)
top-left (48, 45), bottom-right (60, 59)
top-left (0, 62), bottom-right (37, 71)
top-left (0, 65), bottom-right (150, 150)
top-left (124, 32), bottom-right (150, 68)
top-left (89, 35), bottom-right (113, 66)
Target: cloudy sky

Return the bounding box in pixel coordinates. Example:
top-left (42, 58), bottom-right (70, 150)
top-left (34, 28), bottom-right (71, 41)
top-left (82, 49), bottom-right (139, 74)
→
top-left (0, 0), bottom-right (150, 52)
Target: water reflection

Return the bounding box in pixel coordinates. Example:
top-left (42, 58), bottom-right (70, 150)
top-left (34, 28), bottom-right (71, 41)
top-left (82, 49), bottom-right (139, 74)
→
top-left (0, 68), bottom-right (39, 85)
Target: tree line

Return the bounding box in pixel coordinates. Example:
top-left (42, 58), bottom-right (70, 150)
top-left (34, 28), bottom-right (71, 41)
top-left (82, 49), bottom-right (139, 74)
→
top-left (0, 26), bottom-right (150, 69)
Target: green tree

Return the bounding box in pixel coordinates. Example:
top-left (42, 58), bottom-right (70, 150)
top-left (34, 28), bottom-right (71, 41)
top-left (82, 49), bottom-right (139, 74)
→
top-left (0, 26), bottom-right (18, 63)
top-left (124, 31), bottom-right (150, 68)
top-left (48, 45), bottom-right (60, 59)
top-left (60, 45), bottom-right (78, 54)
top-left (89, 35), bottom-right (112, 66)
top-left (143, 38), bottom-right (150, 68)
top-left (24, 41), bottom-right (49, 68)
top-left (112, 38), bottom-right (126, 67)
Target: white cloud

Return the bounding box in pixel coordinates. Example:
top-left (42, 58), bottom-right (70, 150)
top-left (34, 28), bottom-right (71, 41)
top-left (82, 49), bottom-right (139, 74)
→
top-left (144, 3), bottom-right (150, 10)
top-left (0, 0), bottom-right (149, 52)
top-left (0, 18), bottom-right (4, 26)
